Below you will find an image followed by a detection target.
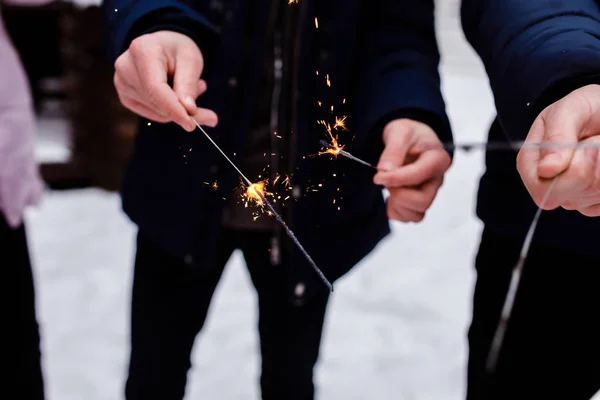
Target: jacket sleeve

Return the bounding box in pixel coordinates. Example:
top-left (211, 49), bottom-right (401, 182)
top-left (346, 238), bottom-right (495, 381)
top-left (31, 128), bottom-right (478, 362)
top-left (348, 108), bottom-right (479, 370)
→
top-left (461, 0), bottom-right (600, 141)
top-left (354, 0), bottom-right (452, 147)
top-left (102, 0), bottom-right (219, 63)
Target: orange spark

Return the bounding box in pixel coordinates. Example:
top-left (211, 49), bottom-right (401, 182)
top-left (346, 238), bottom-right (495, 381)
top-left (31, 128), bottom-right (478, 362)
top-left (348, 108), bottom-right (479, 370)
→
top-left (334, 115), bottom-right (348, 131)
top-left (319, 130), bottom-right (344, 158)
top-left (315, 18), bottom-right (319, 28)
top-left (326, 74), bottom-right (331, 87)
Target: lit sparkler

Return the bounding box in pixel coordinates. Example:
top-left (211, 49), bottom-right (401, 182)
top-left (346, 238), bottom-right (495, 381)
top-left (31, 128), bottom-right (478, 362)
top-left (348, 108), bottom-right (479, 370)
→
top-left (319, 139), bottom-right (377, 170)
top-left (429, 140), bottom-right (600, 153)
top-left (191, 117), bottom-right (333, 292)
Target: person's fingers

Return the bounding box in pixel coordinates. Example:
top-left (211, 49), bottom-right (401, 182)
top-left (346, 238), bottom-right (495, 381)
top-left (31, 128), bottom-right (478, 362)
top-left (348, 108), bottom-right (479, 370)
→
top-left (376, 120), bottom-right (416, 172)
top-left (173, 49), bottom-right (205, 115)
top-left (386, 200), bottom-right (425, 223)
top-left (118, 93), bottom-right (172, 123)
top-left (578, 203), bottom-right (600, 217)
top-left (387, 179), bottom-right (441, 213)
top-left (375, 150), bottom-right (450, 188)
top-left (536, 105), bottom-right (581, 180)
top-left (551, 136), bottom-right (600, 208)
top-left (129, 38), bottom-right (195, 131)
top-left (535, 85), bottom-right (600, 179)
top-left (188, 106), bottom-right (219, 128)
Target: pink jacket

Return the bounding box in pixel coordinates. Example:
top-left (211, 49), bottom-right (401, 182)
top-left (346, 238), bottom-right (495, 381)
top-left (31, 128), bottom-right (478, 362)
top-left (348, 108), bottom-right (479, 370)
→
top-left (0, 0), bottom-right (52, 228)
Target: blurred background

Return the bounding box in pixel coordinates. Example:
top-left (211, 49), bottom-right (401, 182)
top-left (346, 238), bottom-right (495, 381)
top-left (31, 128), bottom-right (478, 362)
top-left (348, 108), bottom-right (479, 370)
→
top-left (5, 1), bottom-right (588, 399)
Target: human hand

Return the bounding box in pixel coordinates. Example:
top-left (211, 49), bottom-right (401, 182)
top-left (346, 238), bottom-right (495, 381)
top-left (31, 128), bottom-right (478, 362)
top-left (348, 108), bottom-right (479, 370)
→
top-left (113, 30), bottom-right (218, 132)
top-left (373, 119), bottom-right (451, 222)
top-left (517, 84), bottom-right (600, 216)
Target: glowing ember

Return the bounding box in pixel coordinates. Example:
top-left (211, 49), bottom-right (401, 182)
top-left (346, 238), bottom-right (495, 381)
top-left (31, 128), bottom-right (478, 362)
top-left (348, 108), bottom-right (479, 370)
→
top-left (315, 18), bottom-right (319, 28)
top-left (245, 181), bottom-right (267, 205)
top-left (318, 116), bottom-right (350, 158)
top-left (334, 116), bottom-right (348, 131)
top-left (326, 74), bottom-right (331, 87)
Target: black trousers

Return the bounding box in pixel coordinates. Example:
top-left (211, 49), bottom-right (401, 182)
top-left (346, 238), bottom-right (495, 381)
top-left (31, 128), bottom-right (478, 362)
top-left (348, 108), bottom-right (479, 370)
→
top-left (125, 229), bottom-right (330, 400)
top-left (467, 228), bottom-right (600, 400)
top-left (1, 214), bottom-right (45, 399)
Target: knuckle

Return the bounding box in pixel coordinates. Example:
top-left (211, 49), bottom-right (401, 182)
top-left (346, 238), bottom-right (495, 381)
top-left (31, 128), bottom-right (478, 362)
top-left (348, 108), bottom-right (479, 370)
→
top-left (129, 37), bottom-right (146, 56)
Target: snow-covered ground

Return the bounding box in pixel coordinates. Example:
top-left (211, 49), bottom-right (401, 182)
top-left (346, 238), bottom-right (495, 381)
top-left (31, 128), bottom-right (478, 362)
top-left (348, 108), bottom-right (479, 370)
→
top-left (25, 2), bottom-right (598, 400)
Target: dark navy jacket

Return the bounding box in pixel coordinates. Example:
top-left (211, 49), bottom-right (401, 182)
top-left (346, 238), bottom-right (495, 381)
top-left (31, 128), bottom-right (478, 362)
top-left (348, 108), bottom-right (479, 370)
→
top-left (462, 0), bottom-right (600, 258)
top-left (102, 0), bottom-right (452, 295)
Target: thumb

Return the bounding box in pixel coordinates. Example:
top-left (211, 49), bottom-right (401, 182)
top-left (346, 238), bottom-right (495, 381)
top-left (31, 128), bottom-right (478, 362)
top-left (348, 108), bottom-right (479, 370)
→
top-left (173, 49), bottom-right (204, 115)
top-left (536, 87), bottom-right (600, 179)
top-left (376, 121), bottom-right (414, 172)
top-left (537, 116), bottom-right (579, 181)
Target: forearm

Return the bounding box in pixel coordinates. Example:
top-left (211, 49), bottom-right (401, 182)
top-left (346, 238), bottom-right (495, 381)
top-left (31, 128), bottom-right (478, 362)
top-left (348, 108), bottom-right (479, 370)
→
top-left (355, 0), bottom-right (451, 146)
top-left (462, 0), bottom-right (600, 140)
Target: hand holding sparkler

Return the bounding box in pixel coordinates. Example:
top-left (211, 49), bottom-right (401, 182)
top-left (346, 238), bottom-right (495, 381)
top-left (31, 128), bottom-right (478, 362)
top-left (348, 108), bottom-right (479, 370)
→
top-left (517, 84), bottom-right (600, 216)
top-left (373, 119), bottom-right (451, 222)
top-left (114, 30), bottom-right (218, 131)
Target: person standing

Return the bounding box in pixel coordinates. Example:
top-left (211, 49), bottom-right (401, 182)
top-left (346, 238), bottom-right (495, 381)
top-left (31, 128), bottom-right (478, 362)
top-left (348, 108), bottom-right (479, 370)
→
top-left (103, 0), bottom-right (454, 398)
top-left (462, 0), bottom-right (600, 398)
top-left (1, 0), bottom-right (52, 398)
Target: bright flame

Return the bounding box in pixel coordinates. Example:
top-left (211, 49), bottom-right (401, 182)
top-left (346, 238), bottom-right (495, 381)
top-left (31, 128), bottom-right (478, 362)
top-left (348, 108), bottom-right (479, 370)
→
top-left (245, 181), bottom-right (267, 205)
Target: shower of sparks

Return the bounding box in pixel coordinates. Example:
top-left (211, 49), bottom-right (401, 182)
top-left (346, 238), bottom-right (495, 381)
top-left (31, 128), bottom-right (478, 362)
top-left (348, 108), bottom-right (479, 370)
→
top-left (334, 115), bottom-right (348, 131)
top-left (192, 117), bottom-right (333, 291)
top-left (485, 177), bottom-right (558, 373)
top-left (316, 115), bottom-right (377, 170)
top-left (320, 140), bottom-right (377, 170)
top-left (318, 121), bottom-right (344, 158)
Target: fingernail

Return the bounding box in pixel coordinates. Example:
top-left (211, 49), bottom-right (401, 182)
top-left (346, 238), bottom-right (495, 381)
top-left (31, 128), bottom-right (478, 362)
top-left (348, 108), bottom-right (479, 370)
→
top-left (373, 176), bottom-right (384, 185)
top-left (206, 118), bottom-right (218, 128)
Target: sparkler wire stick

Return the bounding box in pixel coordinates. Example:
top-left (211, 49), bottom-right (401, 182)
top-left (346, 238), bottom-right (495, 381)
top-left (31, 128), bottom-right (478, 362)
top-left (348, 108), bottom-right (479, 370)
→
top-left (192, 118), bottom-right (334, 292)
top-left (321, 139), bottom-right (598, 171)
top-left (439, 140), bottom-right (600, 152)
top-left (485, 177), bottom-right (558, 372)
top-left (319, 140), bottom-right (377, 169)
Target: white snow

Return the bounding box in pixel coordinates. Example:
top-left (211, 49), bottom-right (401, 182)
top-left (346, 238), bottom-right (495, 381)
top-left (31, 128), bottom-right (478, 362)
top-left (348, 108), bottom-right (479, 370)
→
top-left (22, 2), bottom-right (600, 400)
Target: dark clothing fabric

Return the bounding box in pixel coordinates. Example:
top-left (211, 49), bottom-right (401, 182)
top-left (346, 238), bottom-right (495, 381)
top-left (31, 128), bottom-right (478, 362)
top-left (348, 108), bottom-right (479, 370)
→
top-left (462, 0), bottom-right (600, 258)
top-left (467, 228), bottom-right (600, 400)
top-left (1, 214), bottom-right (45, 400)
top-left (126, 229), bottom-right (330, 400)
top-left (102, 0), bottom-right (452, 295)
top-left (222, 0), bottom-right (280, 231)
